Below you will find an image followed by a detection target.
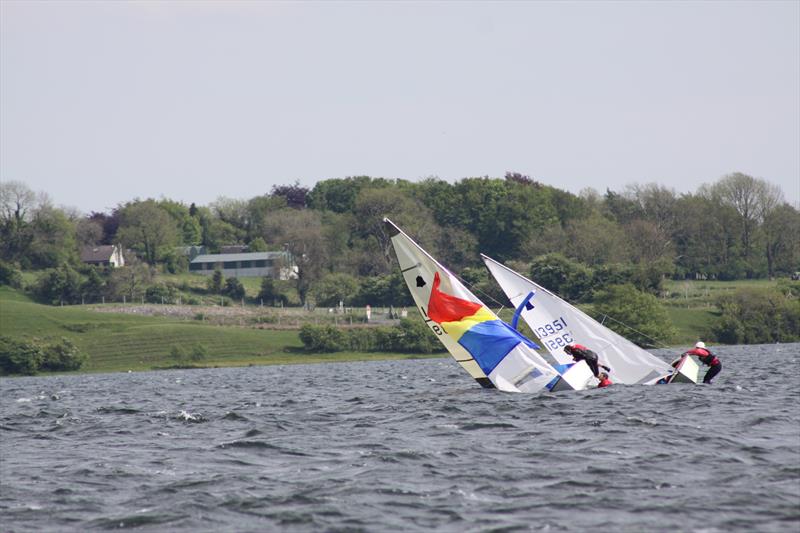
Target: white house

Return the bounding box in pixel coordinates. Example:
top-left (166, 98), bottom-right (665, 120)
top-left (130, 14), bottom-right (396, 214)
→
top-left (80, 245), bottom-right (125, 268)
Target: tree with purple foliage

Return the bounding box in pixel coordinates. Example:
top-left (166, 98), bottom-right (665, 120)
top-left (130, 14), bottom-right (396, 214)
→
top-left (271, 181), bottom-right (310, 209)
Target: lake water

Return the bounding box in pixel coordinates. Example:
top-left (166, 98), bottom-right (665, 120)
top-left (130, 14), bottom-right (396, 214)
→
top-left (1, 344), bottom-right (799, 532)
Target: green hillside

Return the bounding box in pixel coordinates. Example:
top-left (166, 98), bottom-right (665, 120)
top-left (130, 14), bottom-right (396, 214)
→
top-left (0, 288), bottom-right (438, 374)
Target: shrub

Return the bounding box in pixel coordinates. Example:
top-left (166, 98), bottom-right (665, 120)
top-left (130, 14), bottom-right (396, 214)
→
top-left (207, 269), bottom-right (223, 294)
top-left (223, 277), bottom-right (245, 301)
top-left (0, 336), bottom-right (43, 375)
top-left (312, 273), bottom-right (360, 307)
top-left (591, 284), bottom-right (675, 348)
top-left (146, 283), bottom-right (177, 304)
top-left (530, 253), bottom-right (593, 302)
top-left (32, 264), bottom-right (84, 305)
top-left (0, 261), bottom-right (23, 288)
top-left (298, 318), bottom-right (440, 354)
top-left (712, 288), bottom-right (800, 344)
top-left (190, 344), bottom-right (208, 361)
top-left (40, 338), bottom-right (87, 371)
top-left (298, 324), bottom-right (345, 352)
top-left (258, 277), bottom-right (288, 306)
top-left (170, 345), bottom-right (187, 362)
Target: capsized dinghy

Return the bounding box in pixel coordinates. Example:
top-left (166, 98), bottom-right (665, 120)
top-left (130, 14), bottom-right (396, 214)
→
top-left (385, 219), bottom-right (593, 393)
top-left (481, 254), bottom-right (698, 385)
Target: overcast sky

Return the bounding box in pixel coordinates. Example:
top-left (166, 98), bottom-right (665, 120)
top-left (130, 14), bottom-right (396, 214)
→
top-left (2, 0), bottom-right (798, 214)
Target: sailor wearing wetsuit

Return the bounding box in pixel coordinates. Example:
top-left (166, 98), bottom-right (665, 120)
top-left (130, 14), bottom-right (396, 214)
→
top-left (564, 343), bottom-right (610, 378)
top-left (684, 341), bottom-right (722, 384)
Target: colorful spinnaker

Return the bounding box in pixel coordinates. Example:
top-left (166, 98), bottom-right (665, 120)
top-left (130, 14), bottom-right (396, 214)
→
top-left (481, 254), bottom-right (674, 385)
top-left (385, 218), bottom-right (569, 393)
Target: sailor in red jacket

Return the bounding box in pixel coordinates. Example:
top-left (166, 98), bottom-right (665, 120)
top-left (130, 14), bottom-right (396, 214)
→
top-left (597, 371), bottom-right (613, 388)
top-left (564, 343), bottom-right (611, 378)
top-left (684, 341), bottom-right (722, 384)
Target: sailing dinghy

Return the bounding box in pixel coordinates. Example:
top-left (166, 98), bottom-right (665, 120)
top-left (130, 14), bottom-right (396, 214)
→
top-left (385, 219), bottom-right (593, 393)
top-left (481, 254), bottom-right (698, 385)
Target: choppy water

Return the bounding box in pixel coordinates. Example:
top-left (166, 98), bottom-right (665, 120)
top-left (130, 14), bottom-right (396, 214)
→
top-left (1, 344), bottom-right (799, 532)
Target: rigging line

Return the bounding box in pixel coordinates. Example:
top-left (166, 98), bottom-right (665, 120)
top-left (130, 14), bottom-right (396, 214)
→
top-left (449, 271), bottom-right (510, 313)
top-left (598, 313), bottom-right (671, 349)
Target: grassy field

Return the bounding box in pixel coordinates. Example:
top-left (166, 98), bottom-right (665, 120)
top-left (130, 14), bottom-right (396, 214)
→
top-left (0, 287), bottom-right (442, 374)
top-left (2, 277), bottom-right (785, 375)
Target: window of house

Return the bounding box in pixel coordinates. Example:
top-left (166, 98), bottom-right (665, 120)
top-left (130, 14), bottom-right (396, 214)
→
top-left (255, 260), bottom-right (267, 267)
top-left (223, 261), bottom-right (237, 269)
top-left (240, 261), bottom-right (252, 268)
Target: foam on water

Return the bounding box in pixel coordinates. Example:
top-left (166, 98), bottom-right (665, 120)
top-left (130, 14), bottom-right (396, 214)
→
top-left (1, 343), bottom-right (799, 532)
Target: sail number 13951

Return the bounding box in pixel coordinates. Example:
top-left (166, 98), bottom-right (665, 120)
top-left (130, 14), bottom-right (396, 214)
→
top-left (535, 317), bottom-right (573, 350)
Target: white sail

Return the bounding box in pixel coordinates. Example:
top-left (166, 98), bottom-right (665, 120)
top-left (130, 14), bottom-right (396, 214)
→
top-left (481, 254), bottom-right (672, 385)
top-left (385, 219), bottom-right (578, 393)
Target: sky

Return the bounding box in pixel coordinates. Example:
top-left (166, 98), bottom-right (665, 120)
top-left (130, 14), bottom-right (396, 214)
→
top-left (1, 0), bottom-right (798, 214)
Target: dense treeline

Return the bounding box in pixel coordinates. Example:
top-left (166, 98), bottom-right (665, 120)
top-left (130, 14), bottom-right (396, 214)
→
top-left (1, 172), bottom-right (799, 347)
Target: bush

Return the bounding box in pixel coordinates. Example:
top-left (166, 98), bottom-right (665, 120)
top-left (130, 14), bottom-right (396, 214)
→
top-left (298, 318), bottom-right (440, 354)
top-left (530, 253), bottom-right (593, 302)
top-left (170, 345), bottom-right (187, 362)
top-left (223, 277), bottom-right (245, 301)
top-left (258, 277), bottom-right (289, 306)
top-left (352, 271), bottom-right (413, 307)
top-left (591, 284), bottom-right (675, 348)
top-left (712, 288), bottom-right (800, 344)
top-left (298, 324), bottom-right (345, 352)
top-left (0, 336), bottom-right (43, 375)
top-left (0, 336), bottom-right (87, 375)
top-left (207, 269), bottom-right (223, 294)
top-left (40, 338), bottom-right (87, 371)
top-left (0, 261), bottom-right (23, 288)
top-left (32, 264), bottom-right (84, 305)
top-left (146, 283), bottom-right (177, 304)
top-left (312, 273), bottom-right (360, 307)
top-left (190, 344), bottom-right (208, 361)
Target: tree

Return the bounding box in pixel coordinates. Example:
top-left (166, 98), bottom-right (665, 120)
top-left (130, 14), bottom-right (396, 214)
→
top-left (207, 269), bottom-right (224, 294)
top-left (313, 272), bottom-right (360, 307)
top-left (624, 219), bottom-right (673, 265)
top-left (248, 237), bottom-right (268, 252)
top-left (156, 199), bottom-right (201, 245)
top-left (565, 213), bottom-right (628, 266)
top-left (705, 173), bottom-right (784, 276)
top-left (352, 187), bottom-right (439, 273)
top-left (529, 253), bottom-right (593, 302)
top-left (262, 209), bottom-right (328, 306)
top-left (223, 277), bottom-right (245, 300)
top-left (33, 264), bottom-right (84, 305)
top-left (672, 193), bottom-right (742, 279)
top-left (0, 181), bottom-right (37, 263)
top-left (76, 217), bottom-right (104, 247)
top-left (591, 284), bottom-right (675, 348)
top-left (245, 195), bottom-right (287, 240)
top-left (82, 266), bottom-right (106, 303)
top-left (271, 181), bottom-right (310, 209)
top-left (307, 176), bottom-right (391, 213)
top-left (107, 257), bottom-right (152, 301)
top-left (116, 200), bottom-right (180, 265)
top-left (712, 287), bottom-right (800, 344)
top-left (27, 206), bottom-right (78, 269)
top-left (258, 276), bottom-right (287, 306)
top-left (762, 203), bottom-right (800, 278)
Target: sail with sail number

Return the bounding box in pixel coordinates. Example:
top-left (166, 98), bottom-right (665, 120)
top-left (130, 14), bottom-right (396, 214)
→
top-left (481, 254), bottom-right (674, 385)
